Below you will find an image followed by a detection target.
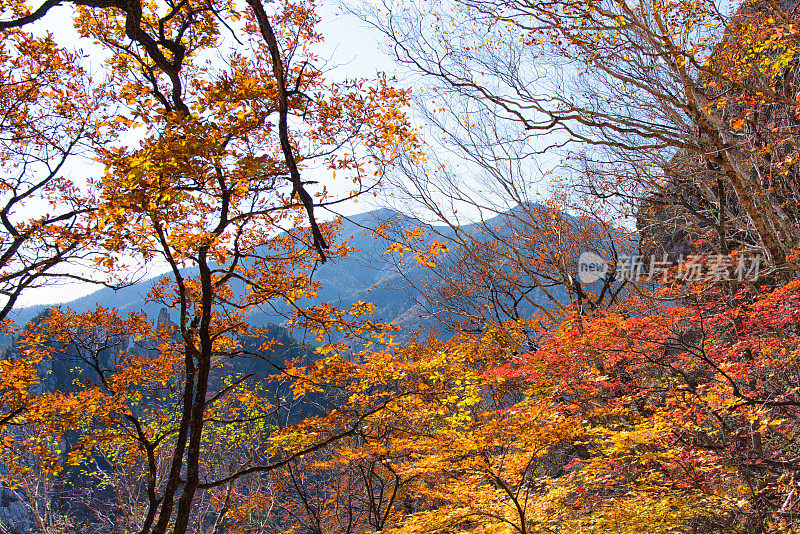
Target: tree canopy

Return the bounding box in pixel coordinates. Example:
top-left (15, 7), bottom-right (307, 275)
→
top-left (2, 0), bottom-right (800, 533)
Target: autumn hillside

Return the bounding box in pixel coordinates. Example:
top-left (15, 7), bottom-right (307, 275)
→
top-left (1, 0), bottom-right (800, 533)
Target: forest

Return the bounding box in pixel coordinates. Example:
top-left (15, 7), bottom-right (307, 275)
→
top-left (0, 0), bottom-right (799, 532)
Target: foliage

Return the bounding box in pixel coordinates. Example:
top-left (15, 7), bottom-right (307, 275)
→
top-left (368, 0), bottom-right (800, 271)
top-left (2, 0), bottom-right (800, 533)
top-left (0, 0), bottom-right (415, 532)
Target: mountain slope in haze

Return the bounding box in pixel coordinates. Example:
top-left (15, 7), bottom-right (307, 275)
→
top-left (9, 207), bottom-right (574, 338)
top-left (8, 209), bottom-right (442, 333)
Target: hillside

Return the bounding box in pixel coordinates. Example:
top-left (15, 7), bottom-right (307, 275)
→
top-left (9, 207), bottom-right (567, 341)
top-left (8, 209), bottom-right (428, 333)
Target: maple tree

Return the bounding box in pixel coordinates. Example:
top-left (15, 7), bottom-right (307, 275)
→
top-left (2, 0), bottom-right (800, 533)
top-left (0, 0), bottom-right (416, 533)
top-left (247, 0), bottom-right (800, 529)
top-left (275, 7), bottom-right (800, 529)
top-left (267, 277), bottom-right (800, 533)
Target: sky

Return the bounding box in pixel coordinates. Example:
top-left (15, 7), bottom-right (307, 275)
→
top-left (16, 2), bottom-right (401, 308)
top-left (15, 2), bottom-right (559, 310)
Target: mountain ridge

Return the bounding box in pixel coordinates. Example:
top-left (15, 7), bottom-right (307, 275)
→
top-left (9, 205), bottom-right (567, 338)
top-left (8, 208), bottom-right (442, 332)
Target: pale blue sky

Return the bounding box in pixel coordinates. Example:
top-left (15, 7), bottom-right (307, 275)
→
top-left (17, 2), bottom-right (400, 307)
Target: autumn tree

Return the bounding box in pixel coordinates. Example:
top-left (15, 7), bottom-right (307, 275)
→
top-left (265, 0), bottom-right (800, 529)
top-left (275, 270), bottom-right (800, 533)
top-left (321, 3), bottom-right (800, 527)
top-left (365, 0), bottom-right (800, 272)
top-left (0, 29), bottom-right (103, 322)
top-left (6, 0), bottom-right (800, 533)
top-left (0, 0), bottom-right (416, 533)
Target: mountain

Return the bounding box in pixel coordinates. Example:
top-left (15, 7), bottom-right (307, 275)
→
top-left (8, 206), bottom-right (575, 340)
top-left (7, 209), bottom-right (443, 335)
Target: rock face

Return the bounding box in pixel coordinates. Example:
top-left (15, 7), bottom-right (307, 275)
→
top-left (157, 307), bottom-right (173, 329)
top-left (0, 468), bottom-right (35, 534)
top-left (636, 149), bottom-right (739, 261)
top-left (637, 0), bottom-right (800, 269)
top-left (636, 190), bottom-right (696, 261)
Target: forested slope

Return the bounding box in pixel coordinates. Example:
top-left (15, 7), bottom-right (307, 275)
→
top-left (1, 0), bottom-right (800, 532)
